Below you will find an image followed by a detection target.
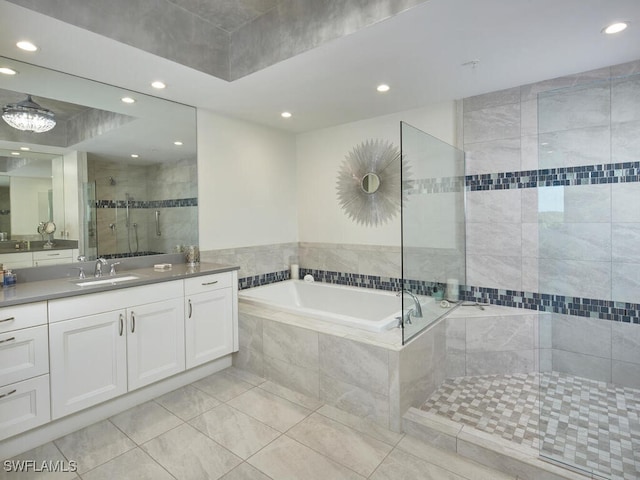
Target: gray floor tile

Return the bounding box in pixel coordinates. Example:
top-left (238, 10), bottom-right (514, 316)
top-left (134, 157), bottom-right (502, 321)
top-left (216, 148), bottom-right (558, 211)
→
top-left (248, 435), bottom-right (364, 480)
top-left (287, 412), bottom-right (392, 477)
top-left (227, 387), bottom-right (312, 432)
top-left (155, 384), bottom-right (221, 420)
top-left (316, 404), bottom-right (404, 446)
top-left (258, 380), bottom-right (324, 410)
top-left (192, 371), bottom-right (254, 402)
top-left (219, 462), bottom-right (272, 480)
top-left (109, 401), bottom-right (183, 445)
top-left (81, 448), bottom-right (173, 480)
top-left (190, 404), bottom-right (280, 459)
top-left (370, 448), bottom-right (465, 480)
top-left (54, 420), bottom-right (135, 474)
top-left (142, 423), bottom-right (241, 480)
top-left (224, 367), bottom-right (267, 386)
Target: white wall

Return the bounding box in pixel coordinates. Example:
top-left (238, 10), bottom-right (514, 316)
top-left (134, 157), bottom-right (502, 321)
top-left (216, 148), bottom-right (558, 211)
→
top-left (197, 110), bottom-right (298, 250)
top-left (296, 102), bottom-right (457, 246)
top-left (10, 177), bottom-right (53, 235)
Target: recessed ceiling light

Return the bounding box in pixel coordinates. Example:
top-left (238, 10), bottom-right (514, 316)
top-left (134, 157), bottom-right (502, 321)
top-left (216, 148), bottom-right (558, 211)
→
top-left (0, 67), bottom-right (17, 75)
top-left (131, 154), bottom-right (139, 158)
top-left (121, 97), bottom-right (136, 104)
top-left (20, 146), bottom-right (30, 151)
top-left (376, 84), bottom-right (390, 93)
top-left (16, 41), bottom-right (38, 52)
top-left (174, 141), bottom-right (183, 146)
top-left (603, 22), bottom-right (628, 34)
top-left (281, 111), bottom-right (292, 119)
top-left (151, 81), bottom-right (166, 89)
top-left (11, 152), bottom-right (20, 156)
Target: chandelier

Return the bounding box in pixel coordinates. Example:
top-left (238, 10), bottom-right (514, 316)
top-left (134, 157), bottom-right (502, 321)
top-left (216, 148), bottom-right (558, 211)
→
top-left (2, 95), bottom-right (56, 133)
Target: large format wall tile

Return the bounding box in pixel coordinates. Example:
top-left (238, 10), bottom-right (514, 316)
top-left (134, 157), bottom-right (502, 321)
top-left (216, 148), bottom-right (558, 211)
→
top-left (463, 86), bottom-right (521, 113)
top-left (464, 137), bottom-right (521, 175)
top-left (466, 350), bottom-right (536, 376)
top-left (466, 314), bottom-right (535, 353)
top-left (319, 334), bottom-right (389, 395)
top-left (611, 74), bottom-right (640, 123)
top-left (611, 119), bottom-right (640, 163)
top-left (612, 321), bottom-right (640, 365)
top-left (612, 262), bottom-right (640, 304)
top-left (562, 184), bottom-right (611, 223)
top-left (466, 223), bottom-right (521, 257)
top-left (538, 223), bottom-right (611, 261)
top-left (537, 82), bottom-right (610, 133)
top-left (463, 103), bottom-right (521, 144)
top-left (612, 223), bottom-right (640, 263)
top-left (520, 66), bottom-right (611, 102)
top-left (264, 354), bottom-right (320, 398)
top-left (467, 255), bottom-right (522, 291)
top-left (466, 189), bottom-right (522, 223)
top-left (538, 259), bottom-right (611, 299)
top-left (612, 183), bottom-right (640, 222)
top-left (551, 314), bottom-right (611, 359)
top-left (551, 349), bottom-right (612, 383)
top-left (263, 320), bottom-right (319, 370)
top-left (538, 125), bottom-right (610, 168)
top-left (612, 360), bottom-right (640, 389)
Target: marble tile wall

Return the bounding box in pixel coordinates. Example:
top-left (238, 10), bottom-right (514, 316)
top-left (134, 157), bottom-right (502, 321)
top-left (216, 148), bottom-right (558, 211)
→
top-left (234, 303), bottom-right (447, 432)
top-left (462, 59), bottom-right (640, 382)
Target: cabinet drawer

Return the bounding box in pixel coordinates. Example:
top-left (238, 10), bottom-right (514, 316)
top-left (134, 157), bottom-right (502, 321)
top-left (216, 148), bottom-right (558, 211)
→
top-left (0, 374), bottom-right (51, 441)
top-left (32, 249), bottom-right (72, 261)
top-left (184, 272), bottom-right (234, 296)
top-left (0, 325), bottom-right (49, 387)
top-left (48, 280), bottom-right (184, 322)
top-left (0, 302), bottom-right (48, 334)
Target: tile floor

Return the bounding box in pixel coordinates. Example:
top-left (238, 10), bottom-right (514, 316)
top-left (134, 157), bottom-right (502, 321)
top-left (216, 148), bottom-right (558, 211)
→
top-left (421, 371), bottom-right (640, 480)
top-left (1, 367), bottom-right (515, 480)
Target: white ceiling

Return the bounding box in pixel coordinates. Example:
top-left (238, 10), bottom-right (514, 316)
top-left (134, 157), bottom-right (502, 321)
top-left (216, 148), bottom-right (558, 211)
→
top-left (1, 0), bottom-right (639, 134)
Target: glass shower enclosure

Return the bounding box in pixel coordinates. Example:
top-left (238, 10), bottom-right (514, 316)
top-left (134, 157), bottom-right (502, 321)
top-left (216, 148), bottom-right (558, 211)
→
top-left (400, 121), bottom-right (466, 344)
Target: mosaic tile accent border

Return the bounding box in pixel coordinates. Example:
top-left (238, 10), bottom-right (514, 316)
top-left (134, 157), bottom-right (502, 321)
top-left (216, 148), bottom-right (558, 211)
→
top-left (460, 285), bottom-right (640, 324)
top-left (95, 198), bottom-right (198, 209)
top-left (406, 177), bottom-right (465, 195)
top-left (238, 270), bottom-right (290, 290)
top-left (237, 268), bottom-right (640, 324)
top-left (466, 162), bottom-right (640, 191)
top-left (102, 251), bottom-right (164, 259)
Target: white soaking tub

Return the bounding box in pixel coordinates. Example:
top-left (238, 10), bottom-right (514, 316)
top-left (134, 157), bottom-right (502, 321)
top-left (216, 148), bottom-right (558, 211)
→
top-left (238, 279), bottom-right (431, 333)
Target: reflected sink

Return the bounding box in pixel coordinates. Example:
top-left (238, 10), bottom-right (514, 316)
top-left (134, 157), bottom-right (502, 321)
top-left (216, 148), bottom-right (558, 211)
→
top-left (75, 275), bottom-right (141, 287)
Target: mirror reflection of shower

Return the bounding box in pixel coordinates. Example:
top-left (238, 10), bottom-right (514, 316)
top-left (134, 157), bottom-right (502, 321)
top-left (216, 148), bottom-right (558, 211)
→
top-left (125, 193), bottom-right (139, 254)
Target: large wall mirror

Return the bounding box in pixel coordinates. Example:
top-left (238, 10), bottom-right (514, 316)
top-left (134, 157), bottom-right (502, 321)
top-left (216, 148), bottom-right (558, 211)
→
top-left (0, 56), bottom-right (197, 265)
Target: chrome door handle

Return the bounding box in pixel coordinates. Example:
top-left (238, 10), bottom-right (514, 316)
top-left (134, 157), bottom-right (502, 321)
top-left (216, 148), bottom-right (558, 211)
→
top-left (130, 312), bottom-right (135, 333)
top-left (0, 317), bottom-right (15, 324)
top-left (0, 336), bottom-right (16, 344)
top-left (119, 314), bottom-right (124, 336)
top-left (0, 389), bottom-right (16, 399)
top-left (201, 281), bottom-right (218, 286)
top-left (188, 299), bottom-right (192, 318)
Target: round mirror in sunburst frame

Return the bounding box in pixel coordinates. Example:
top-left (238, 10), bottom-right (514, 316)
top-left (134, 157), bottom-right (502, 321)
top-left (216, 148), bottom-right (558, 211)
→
top-left (336, 139), bottom-right (409, 227)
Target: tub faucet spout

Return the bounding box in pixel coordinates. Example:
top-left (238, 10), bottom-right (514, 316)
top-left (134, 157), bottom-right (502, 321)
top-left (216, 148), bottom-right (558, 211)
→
top-left (397, 289), bottom-right (423, 320)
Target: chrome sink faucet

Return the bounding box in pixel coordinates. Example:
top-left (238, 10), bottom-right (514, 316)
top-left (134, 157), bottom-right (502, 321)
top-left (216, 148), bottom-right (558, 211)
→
top-left (396, 289), bottom-right (423, 325)
top-left (94, 258), bottom-right (108, 277)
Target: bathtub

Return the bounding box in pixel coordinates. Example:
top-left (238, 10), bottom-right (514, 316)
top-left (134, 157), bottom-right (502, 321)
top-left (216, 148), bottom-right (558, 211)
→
top-left (238, 280), bottom-right (431, 333)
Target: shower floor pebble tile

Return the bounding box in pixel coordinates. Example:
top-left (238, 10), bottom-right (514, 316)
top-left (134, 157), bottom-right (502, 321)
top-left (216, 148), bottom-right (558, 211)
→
top-left (1, 367), bottom-right (516, 480)
top-left (420, 371), bottom-right (640, 480)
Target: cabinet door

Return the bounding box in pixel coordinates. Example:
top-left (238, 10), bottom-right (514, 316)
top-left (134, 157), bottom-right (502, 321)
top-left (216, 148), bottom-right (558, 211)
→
top-left (49, 311), bottom-right (127, 419)
top-left (185, 287), bottom-right (233, 369)
top-left (127, 298), bottom-right (185, 391)
top-left (0, 375), bottom-right (51, 441)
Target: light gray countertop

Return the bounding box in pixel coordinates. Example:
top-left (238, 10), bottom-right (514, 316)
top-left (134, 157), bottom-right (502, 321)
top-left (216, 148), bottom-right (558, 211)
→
top-left (0, 262), bottom-right (239, 308)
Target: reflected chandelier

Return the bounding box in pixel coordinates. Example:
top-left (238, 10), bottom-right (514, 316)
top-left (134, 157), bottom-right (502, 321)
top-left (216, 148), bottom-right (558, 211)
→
top-left (2, 95), bottom-right (56, 133)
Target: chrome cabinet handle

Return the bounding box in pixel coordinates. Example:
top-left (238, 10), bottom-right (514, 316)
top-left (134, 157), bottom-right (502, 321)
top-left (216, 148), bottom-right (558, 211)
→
top-left (47, 253), bottom-right (60, 256)
top-left (131, 312), bottom-right (135, 333)
top-left (0, 389), bottom-right (16, 399)
top-left (201, 281), bottom-right (218, 286)
top-left (188, 299), bottom-right (192, 318)
top-left (0, 317), bottom-right (15, 324)
top-left (119, 314), bottom-right (124, 336)
top-left (0, 336), bottom-right (16, 344)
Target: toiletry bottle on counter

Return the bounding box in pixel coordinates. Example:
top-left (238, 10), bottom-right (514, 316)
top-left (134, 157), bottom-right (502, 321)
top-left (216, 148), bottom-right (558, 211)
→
top-left (3, 269), bottom-right (16, 287)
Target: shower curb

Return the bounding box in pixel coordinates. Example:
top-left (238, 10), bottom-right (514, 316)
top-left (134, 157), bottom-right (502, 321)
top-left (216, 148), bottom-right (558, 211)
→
top-left (402, 408), bottom-right (594, 480)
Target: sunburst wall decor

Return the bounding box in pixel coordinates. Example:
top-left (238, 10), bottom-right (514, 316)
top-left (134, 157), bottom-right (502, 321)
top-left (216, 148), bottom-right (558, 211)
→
top-left (336, 139), bottom-right (409, 227)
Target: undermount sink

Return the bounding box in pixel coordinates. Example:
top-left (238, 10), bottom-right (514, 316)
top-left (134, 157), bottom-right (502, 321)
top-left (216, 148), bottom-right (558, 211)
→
top-left (74, 275), bottom-right (141, 287)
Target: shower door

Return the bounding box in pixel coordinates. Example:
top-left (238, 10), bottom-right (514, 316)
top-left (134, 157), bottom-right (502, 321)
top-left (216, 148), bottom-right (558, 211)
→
top-left (400, 121), bottom-right (466, 344)
top-left (81, 181), bottom-right (97, 260)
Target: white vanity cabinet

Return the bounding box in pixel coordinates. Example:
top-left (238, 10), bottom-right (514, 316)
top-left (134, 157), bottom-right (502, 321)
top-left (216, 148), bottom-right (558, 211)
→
top-left (0, 252), bottom-right (33, 269)
top-left (184, 272), bottom-right (236, 369)
top-left (48, 281), bottom-right (185, 419)
top-left (0, 302), bottom-right (51, 441)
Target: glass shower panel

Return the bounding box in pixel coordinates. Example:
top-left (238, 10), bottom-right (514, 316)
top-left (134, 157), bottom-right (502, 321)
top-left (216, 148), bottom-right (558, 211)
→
top-left (81, 181), bottom-right (97, 260)
top-left (400, 121), bottom-right (465, 344)
top-left (537, 74), bottom-right (640, 480)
